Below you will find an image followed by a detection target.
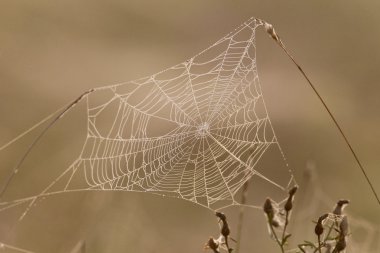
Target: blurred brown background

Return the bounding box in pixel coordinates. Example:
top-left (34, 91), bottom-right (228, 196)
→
top-left (0, 0), bottom-right (379, 252)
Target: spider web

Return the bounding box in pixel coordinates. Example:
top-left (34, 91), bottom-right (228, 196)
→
top-left (0, 17), bottom-right (295, 222)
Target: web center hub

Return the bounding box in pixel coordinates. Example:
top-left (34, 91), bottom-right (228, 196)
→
top-left (196, 122), bottom-right (210, 138)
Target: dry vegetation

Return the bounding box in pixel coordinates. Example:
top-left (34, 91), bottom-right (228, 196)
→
top-left (205, 187), bottom-right (351, 253)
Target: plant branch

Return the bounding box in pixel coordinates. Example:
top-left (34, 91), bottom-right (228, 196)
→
top-left (316, 235), bottom-right (322, 253)
top-left (260, 20), bottom-right (380, 206)
top-left (235, 180), bottom-right (249, 253)
top-left (281, 211), bottom-right (290, 245)
top-left (267, 217), bottom-right (285, 253)
top-left (0, 89), bottom-right (95, 200)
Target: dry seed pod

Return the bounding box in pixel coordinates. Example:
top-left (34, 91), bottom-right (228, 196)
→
top-left (204, 237), bottom-right (219, 253)
top-left (315, 213), bottom-right (329, 236)
top-left (334, 235), bottom-right (347, 252)
top-left (220, 220), bottom-right (230, 238)
top-left (264, 22), bottom-right (280, 43)
top-left (263, 198), bottom-right (274, 219)
top-left (215, 212), bottom-right (226, 221)
top-left (288, 186), bottom-right (298, 196)
top-left (285, 186), bottom-right (298, 211)
top-left (333, 199), bottom-right (350, 215)
top-left (215, 212), bottom-right (230, 238)
top-left (314, 222), bottom-right (323, 236)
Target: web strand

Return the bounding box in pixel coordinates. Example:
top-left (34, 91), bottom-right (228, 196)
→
top-left (260, 20), bottom-right (380, 206)
top-left (0, 17), bottom-right (297, 252)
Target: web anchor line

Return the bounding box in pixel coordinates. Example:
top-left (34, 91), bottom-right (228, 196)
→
top-left (0, 17), bottom-right (295, 222)
top-left (0, 16), bottom-right (377, 253)
top-left (259, 19), bottom-right (380, 205)
top-left (0, 89), bottom-right (95, 200)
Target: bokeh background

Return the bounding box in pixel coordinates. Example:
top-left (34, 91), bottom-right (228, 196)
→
top-left (0, 0), bottom-right (379, 252)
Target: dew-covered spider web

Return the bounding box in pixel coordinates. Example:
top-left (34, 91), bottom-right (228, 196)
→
top-left (0, 17), bottom-right (295, 233)
top-left (0, 17), bottom-right (295, 215)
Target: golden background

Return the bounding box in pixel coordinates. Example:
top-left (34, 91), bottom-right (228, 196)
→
top-left (0, 0), bottom-right (379, 252)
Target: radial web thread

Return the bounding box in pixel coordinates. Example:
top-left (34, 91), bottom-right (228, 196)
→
top-left (0, 18), bottom-right (295, 219)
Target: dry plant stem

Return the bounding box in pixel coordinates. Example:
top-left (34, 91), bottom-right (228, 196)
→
top-left (0, 106), bottom-right (68, 152)
top-left (317, 235), bottom-right (322, 253)
top-left (312, 234), bottom-right (329, 253)
top-left (0, 89), bottom-right (95, 200)
top-left (324, 220), bottom-right (336, 242)
top-left (235, 181), bottom-right (249, 253)
top-left (262, 20), bottom-right (380, 206)
top-left (224, 238), bottom-right (232, 253)
top-left (298, 245), bottom-right (307, 253)
top-left (267, 218), bottom-right (285, 253)
top-left (281, 211), bottom-right (290, 245)
top-left (313, 220), bottom-right (336, 253)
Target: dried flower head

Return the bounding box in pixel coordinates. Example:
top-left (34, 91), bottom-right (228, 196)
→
top-left (314, 213), bottom-right (329, 236)
top-left (284, 199), bottom-right (292, 212)
top-left (333, 199), bottom-right (350, 215)
top-left (332, 213), bottom-right (349, 252)
top-left (215, 212), bottom-right (226, 221)
top-left (204, 237), bottom-right (219, 253)
top-left (263, 198), bottom-right (274, 219)
top-left (285, 186), bottom-right (298, 212)
top-left (215, 212), bottom-right (230, 237)
top-left (334, 235), bottom-right (347, 252)
top-left (264, 22), bottom-right (280, 43)
top-left (288, 186), bottom-right (298, 196)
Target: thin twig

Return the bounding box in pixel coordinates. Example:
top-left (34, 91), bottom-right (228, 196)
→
top-left (324, 219), bottom-right (337, 243)
top-left (0, 89), bottom-right (95, 200)
top-left (268, 219), bottom-right (285, 253)
top-left (224, 238), bottom-right (232, 253)
top-left (261, 20), bottom-right (380, 206)
top-left (313, 218), bottom-right (336, 253)
top-left (235, 180), bottom-right (249, 253)
top-left (281, 211), bottom-right (290, 245)
top-left (316, 235), bottom-right (322, 253)
top-left (0, 105), bottom-right (69, 152)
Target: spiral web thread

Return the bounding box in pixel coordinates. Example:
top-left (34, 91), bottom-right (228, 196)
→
top-left (0, 18), bottom-right (297, 252)
top-left (1, 16), bottom-right (378, 253)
